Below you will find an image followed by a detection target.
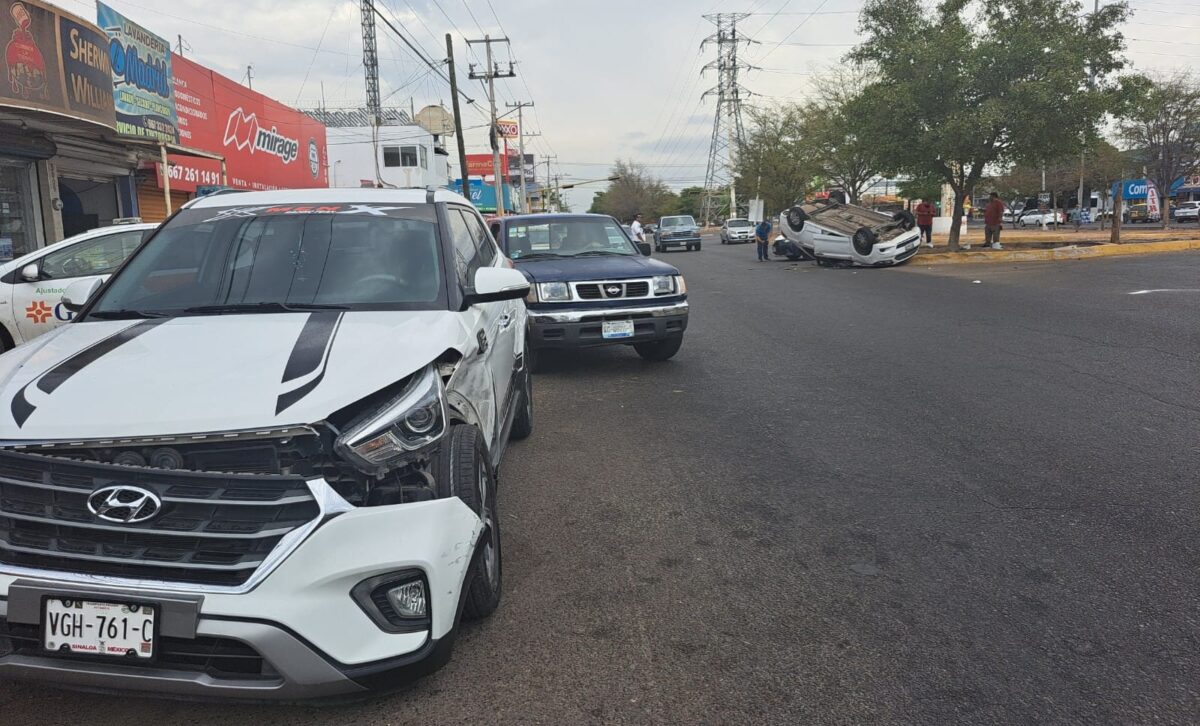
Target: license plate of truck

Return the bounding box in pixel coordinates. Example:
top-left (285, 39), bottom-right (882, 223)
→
top-left (602, 320), bottom-right (635, 339)
top-left (43, 598), bottom-right (156, 658)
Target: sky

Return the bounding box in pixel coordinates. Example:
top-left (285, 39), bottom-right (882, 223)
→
top-left (54, 0), bottom-right (1200, 211)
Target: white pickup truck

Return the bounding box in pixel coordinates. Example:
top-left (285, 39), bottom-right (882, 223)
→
top-left (775, 199), bottom-right (921, 267)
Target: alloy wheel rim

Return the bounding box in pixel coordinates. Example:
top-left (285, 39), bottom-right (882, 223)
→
top-left (478, 461), bottom-right (498, 588)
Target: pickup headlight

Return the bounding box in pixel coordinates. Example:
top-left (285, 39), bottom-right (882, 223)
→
top-left (537, 281), bottom-right (571, 302)
top-left (653, 275), bottom-right (686, 295)
top-left (336, 365), bottom-right (447, 474)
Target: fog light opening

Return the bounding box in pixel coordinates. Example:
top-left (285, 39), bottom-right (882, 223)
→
top-left (387, 579), bottom-right (427, 619)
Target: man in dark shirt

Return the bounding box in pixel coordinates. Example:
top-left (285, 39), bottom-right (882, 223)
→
top-left (915, 200), bottom-right (937, 247)
top-left (755, 218), bottom-right (771, 261)
top-left (983, 192), bottom-right (1006, 250)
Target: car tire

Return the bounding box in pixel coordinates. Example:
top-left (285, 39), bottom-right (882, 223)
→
top-left (852, 227), bottom-right (878, 256)
top-left (634, 334), bottom-right (683, 362)
top-left (439, 425), bottom-right (502, 621)
top-left (509, 359), bottom-right (533, 441)
top-left (694, 243), bottom-right (702, 251)
top-left (786, 206), bottom-right (808, 232)
top-left (892, 210), bottom-right (916, 231)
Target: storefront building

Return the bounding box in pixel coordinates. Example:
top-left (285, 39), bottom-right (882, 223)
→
top-left (0, 0), bottom-right (136, 258)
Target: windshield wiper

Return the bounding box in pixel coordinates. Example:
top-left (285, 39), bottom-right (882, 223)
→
top-left (573, 250), bottom-right (630, 257)
top-left (182, 302), bottom-right (350, 315)
top-left (513, 252), bottom-right (566, 260)
top-left (88, 309), bottom-right (171, 320)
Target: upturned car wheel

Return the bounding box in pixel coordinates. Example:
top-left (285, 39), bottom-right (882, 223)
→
top-left (786, 206), bottom-right (808, 231)
top-left (439, 425), bottom-right (502, 620)
top-left (852, 227), bottom-right (878, 256)
top-left (634, 334), bottom-right (683, 362)
top-left (892, 210), bottom-right (916, 231)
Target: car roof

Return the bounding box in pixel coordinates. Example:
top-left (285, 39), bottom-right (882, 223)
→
top-left (183, 187), bottom-right (472, 209)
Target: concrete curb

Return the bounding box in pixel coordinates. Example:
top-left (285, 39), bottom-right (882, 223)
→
top-left (914, 239), bottom-right (1200, 265)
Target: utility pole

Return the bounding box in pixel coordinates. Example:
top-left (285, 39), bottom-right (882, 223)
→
top-left (468, 36), bottom-right (515, 216)
top-left (540, 155), bottom-right (557, 211)
top-left (446, 34), bottom-right (470, 199)
top-left (243, 65), bottom-right (254, 90)
top-left (506, 102), bottom-right (535, 212)
top-left (700, 14), bottom-right (755, 226)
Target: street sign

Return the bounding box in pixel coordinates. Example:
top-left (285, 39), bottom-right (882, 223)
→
top-left (496, 120), bottom-right (519, 138)
top-left (1038, 192), bottom-right (1050, 213)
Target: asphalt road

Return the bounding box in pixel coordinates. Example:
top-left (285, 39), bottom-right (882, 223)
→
top-left (4, 237), bottom-right (1199, 724)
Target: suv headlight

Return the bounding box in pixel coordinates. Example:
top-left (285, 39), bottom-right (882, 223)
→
top-left (336, 365), bottom-right (447, 474)
top-left (537, 281), bottom-right (571, 302)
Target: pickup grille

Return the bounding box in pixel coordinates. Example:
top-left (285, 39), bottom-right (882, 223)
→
top-left (573, 280), bottom-right (652, 301)
top-left (0, 451), bottom-right (318, 587)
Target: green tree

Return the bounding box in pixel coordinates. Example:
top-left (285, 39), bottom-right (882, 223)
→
top-left (589, 160), bottom-right (677, 222)
top-left (848, 0), bottom-right (1131, 249)
top-left (1119, 73), bottom-right (1200, 228)
top-left (675, 186), bottom-right (706, 220)
top-left (734, 105), bottom-right (815, 220)
top-left (795, 67), bottom-right (879, 204)
top-left (897, 171), bottom-right (945, 208)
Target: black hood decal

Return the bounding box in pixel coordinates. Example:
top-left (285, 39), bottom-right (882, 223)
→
top-left (10, 319), bottom-right (167, 428)
top-left (276, 312), bottom-right (343, 415)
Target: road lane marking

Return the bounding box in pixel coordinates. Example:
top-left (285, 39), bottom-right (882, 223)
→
top-left (1128, 289), bottom-right (1200, 295)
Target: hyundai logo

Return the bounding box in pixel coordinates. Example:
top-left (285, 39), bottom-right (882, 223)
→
top-left (86, 486), bottom-right (163, 524)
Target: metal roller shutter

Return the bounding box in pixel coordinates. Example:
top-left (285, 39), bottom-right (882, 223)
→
top-left (136, 181), bottom-right (189, 222)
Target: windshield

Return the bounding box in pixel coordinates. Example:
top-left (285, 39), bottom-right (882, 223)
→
top-left (661, 216), bottom-right (696, 228)
top-left (88, 203), bottom-right (446, 318)
top-left (504, 218), bottom-right (639, 260)
top-left (727, 219), bottom-right (752, 228)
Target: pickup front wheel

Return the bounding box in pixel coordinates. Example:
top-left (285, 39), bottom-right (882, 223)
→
top-left (634, 334), bottom-right (683, 362)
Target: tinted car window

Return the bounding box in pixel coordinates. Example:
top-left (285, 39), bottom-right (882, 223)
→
top-left (89, 204), bottom-right (445, 316)
top-left (504, 218), bottom-right (638, 259)
top-left (447, 208), bottom-right (483, 287)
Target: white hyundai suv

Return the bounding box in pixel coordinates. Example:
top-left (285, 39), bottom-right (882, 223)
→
top-left (0, 188), bottom-right (532, 700)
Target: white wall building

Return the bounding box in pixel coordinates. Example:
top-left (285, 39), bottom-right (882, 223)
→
top-left (325, 125), bottom-right (449, 189)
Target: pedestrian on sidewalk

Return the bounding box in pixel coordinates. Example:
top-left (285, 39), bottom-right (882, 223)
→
top-left (755, 217), bottom-right (771, 261)
top-left (630, 213), bottom-right (645, 245)
top-left (915, 199), bottom-right (937, 247)
top-left (983, 192), bottom-right (1005, 250)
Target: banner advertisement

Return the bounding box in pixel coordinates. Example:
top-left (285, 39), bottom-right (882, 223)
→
top-left (1145, 180), bottom-right (1160, 219)
top-left (465, 152), bottom-right (534, 182)
top-left (0, 0), bottom-right (115, 129)
top-left (96, 1), bottom-right (176, 142)
top-left (164, 54), bottom-right (327, 192)
top-left (496, 119), bottom-right (518, 138)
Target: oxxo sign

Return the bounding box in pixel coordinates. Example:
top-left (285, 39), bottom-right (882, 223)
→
top-left (496, 120), bottom-right (519, 138)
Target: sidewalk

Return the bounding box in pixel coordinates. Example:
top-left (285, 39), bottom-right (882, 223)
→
top-left (915, 225), bottom-right (1200, 265)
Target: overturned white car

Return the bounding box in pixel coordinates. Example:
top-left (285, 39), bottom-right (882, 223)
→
top-left (775, 199), bottom-right (921, 267)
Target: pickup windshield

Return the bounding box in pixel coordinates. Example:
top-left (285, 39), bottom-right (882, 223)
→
top-left (661, 216), bottom-right (696, 228)
top-left (505, 217), bottom-right (639, 260)
top-left (87, 204), bottom-right (447, 317)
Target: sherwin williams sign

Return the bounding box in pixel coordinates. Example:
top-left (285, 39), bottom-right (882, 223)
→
top-left (0, 0), bottom-right (115, 129)
top-left (161, 54), bottom-right (327, 193)
top-left (96, 1), bottom-right (177, 142)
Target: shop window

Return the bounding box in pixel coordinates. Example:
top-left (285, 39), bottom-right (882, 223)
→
top-left (419, 146), bottom-right (428, 170)
top-left (0, 163), bottom-right (38, 261)
top-left (383, 146), bottom-right (401, 168)
top-left (382, 145), bottom-right (420, 168)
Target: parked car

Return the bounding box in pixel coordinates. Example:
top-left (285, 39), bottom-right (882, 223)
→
top-left (720, 218), bottom-right (755, 244)
top-left (654, 215), bottom-right (702, 252)
top-left (0, 188), bottom-right (533, 700)
top-left (1017, 210), bottom-right (1065, 227)
top-left (490, 213), bottom-right (688, 364)
top-left (1174, 200), bottom-right (1200, 222)
top-left (0, 221), bottom-right (156, 352)
top-left (1127, 203), bottom-right (1152, 224)
top-left (777, 199), bottom-right (920, 267)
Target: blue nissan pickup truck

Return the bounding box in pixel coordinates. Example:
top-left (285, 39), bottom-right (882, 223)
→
top-left (488, 214), bottom-right (688, 365)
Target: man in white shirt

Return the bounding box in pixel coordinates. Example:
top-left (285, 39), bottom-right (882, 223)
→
top-left (630, 213), bottom-right (645, 244)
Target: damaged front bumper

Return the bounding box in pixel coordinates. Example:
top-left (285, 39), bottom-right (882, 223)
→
top-left (0, 491), bottom-right (483, 701)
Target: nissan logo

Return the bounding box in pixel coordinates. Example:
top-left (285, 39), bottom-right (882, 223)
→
top-left (86, 486), bottom-right (163, 524)
top-left (606, 285), bottom-right (622, 297)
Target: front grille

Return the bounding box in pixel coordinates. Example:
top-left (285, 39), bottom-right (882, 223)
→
top-left (0, 451), bottom-right (318, 587)
top-left (0, 619), bottom-right (273, 679)
top-left (573, 280), bottom-right (652, 301)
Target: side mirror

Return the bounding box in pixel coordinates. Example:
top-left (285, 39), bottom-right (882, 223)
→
top-left (20, 263), bottom-right (38, 282)
top-left (637, 242), bottom-right (652, 256)
top-left (61, 278), bottom-right (103, 313)
top-left (467, 266), bottom-right (530, 305)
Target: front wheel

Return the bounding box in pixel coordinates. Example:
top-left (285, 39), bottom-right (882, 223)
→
top-left (438, 425), bottom-right (502, 621)
top-left (634, 334), bottom-right (683, 362)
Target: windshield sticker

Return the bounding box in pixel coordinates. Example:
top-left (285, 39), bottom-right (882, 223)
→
top-left (201, 204), bottom-right (413, 223)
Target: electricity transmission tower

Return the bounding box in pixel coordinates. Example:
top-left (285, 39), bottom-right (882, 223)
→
top-left (700, 13), bottom-right (754, 225)
top-left (360, 0), bottom-right (381, 125)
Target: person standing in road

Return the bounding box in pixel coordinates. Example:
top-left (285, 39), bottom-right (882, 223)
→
top-left (915, 199), bottom-right (937, 247)
top-left (755, 217), bottom-right (771, 261)
top-left (630, 213), bottom-right (645, 245)
top-left (983, 192), bottom-right (1005, 250)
